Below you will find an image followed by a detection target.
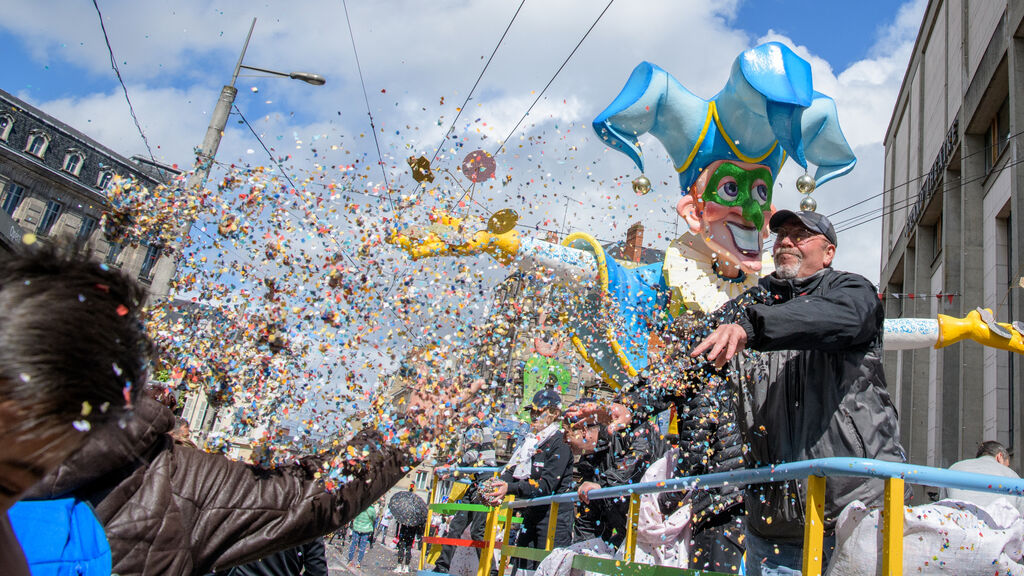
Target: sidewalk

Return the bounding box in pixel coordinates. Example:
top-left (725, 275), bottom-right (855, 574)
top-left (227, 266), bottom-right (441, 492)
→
top-left (328, 538), bottom-right (406, 576)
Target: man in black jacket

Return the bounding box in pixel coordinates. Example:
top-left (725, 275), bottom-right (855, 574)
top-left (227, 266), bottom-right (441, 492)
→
top-left (483, 389), bottom-right (574, 569)
top-left (692, 210), bottom-right (906, 576)
top-left (220, 538), bottom-right (327, 576)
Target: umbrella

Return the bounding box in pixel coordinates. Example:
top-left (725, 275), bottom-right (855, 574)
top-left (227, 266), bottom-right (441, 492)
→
top-left (389, 491), bottom-right (428, 526)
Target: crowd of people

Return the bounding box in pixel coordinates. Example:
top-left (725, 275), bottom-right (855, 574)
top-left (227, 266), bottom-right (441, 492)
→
top-left (427, 210), bottom-right (1024, 576)
top-left (3, 211), bottom-right (1024, 575)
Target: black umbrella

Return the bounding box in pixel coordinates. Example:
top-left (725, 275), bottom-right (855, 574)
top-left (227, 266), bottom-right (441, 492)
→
top-left (389, 491), bottom-right (428, 526)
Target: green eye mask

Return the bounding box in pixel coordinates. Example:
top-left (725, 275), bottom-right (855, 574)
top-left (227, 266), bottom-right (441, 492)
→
top-left (700, 163), bottom-right (774, 230)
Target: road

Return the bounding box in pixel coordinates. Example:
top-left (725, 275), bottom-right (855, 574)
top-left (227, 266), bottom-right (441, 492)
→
top-left (326, 538), bottom-right (413, 576)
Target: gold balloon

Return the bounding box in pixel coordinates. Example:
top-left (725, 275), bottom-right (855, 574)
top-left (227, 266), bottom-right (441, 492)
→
top-left (632, 175), bottom-right (652, 195)
top-left (796, 173), bottom-right (816, 195)
top-left (799, 195), bottom-right (817, 212)
top-left (407, 155), bottom-right (435, 184)
top-left (487, 209), bottom-right (519, 235)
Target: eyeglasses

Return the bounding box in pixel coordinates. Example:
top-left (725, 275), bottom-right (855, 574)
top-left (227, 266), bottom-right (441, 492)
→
top-left (774, 227), bottom-right (827, 245)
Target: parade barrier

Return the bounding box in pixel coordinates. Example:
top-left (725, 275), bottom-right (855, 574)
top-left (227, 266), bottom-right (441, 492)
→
top-left (419, 467), bottom-right (503, 575)
top-left (418, 459), bottom-right (1024, 576)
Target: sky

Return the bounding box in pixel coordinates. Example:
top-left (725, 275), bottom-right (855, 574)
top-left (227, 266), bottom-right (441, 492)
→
top-left (0, 0), bottom-right (927, 283)
top-left (0, 1), bottom-right (930, 422)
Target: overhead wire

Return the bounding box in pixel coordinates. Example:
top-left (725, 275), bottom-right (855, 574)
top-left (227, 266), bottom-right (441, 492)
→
top-left (447, 0), bottom-right (616, 215)
top-left (419, 0), bottom-right (527, 184)
top-left (341, 0), bottom-right (395, 212)
top-left (90, 0), bottom-right (156, 162)
top-left (833, 154), bottom-right (1024, 236)
top-left (826, 128), bottom-right (1024, 221)
top-left (230, 103), bottom-right (432, 349)
top-left (490, 0), bottom-right (615, 160)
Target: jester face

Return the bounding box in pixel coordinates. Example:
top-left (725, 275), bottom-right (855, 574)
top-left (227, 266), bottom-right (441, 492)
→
top-left (677, 160), bottom-right (775, 275)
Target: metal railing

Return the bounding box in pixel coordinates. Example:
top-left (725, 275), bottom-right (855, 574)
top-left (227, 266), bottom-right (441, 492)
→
top-left (418, 459), bottom-right (1024, 576)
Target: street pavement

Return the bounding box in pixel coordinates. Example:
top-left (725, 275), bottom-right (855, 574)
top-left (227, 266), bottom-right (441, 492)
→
top-left (326, 539), bottom-right (412, 576)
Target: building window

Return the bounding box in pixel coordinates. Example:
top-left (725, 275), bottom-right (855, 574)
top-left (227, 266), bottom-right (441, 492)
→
top-left (78, 215), bottom-right (97, 241)
top-left (0, 114), bottom-right (12, 141)
top-left (105, 242), bottom-right (123, 266)
top-left (139, 243), bottom-right (161, 280)
top-left (63, 150), bottom-right (84, 176)
top-left (1, 183), bottom-right (25, 216)
top-left (25, 132), bottom-right (50, 158)
top-left (96, 171), bottom-right (113, 190)
top-left (986, 97), bottom-right (1010, 173)
top-left (36, 200), bottom-right (62, 236)
top-left (414, 470), bottom-right (430, 491)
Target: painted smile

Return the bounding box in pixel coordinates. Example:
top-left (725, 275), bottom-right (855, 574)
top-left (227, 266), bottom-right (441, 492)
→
top-left (725, 221), bottom-right (761, 256)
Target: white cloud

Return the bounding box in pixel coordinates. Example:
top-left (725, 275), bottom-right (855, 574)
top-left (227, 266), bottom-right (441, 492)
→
top-left (0, 1), bottom-right (928, 405)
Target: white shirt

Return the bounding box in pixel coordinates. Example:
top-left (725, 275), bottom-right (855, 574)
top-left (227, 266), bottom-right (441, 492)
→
top-left (943, 455), bottom-right (1024, 516)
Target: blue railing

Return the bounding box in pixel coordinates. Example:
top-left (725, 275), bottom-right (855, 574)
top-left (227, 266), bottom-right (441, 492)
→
top-left (503, 457), bottom-right (1024, 507)
top-left (423, 458), bottom-right (1024, 576)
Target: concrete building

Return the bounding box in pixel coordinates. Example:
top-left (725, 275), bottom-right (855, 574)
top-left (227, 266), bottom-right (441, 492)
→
top-left (880, 1), bottom-right (1024, 470)
top-left (0, 88), bottom-right (177, 297)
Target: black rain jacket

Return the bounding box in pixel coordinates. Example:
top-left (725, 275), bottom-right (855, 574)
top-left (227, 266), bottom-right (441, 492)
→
top-left (728, 268), bottom-right (906, 542)
top-left (573, 421), bottom-right (665, 545)
top-left (626, 371), bottom-right (746, 533)
top-left (499, 433), bottom-right (574, 550)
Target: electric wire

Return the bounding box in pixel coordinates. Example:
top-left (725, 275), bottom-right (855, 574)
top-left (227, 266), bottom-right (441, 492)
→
top-left (90, 0), bottom-right (156, 162)
top-left (233, 106), bottom-right (301, 193)
top-left (826, 128), bottom-right (1024, 220)
top-left (447, 0), bottom-right (615, 215)
top-left (229, 104), bottom-right (430, 349)
top-left (833, 154), bottom-right (1024, 236)
top-left (341, 0), bottom-right (395, 211)
top-left (491, 0), bottom-right (615, 159)
top-left (426, 0), bottom-right (527, 171)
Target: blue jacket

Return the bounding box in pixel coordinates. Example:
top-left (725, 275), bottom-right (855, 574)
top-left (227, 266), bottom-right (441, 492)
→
top-left (9, 498), bottom-right (111, 576)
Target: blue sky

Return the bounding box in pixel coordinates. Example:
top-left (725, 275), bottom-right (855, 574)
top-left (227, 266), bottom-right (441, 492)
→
top-left (731, 0), bottom-right (912, 72)
top-left (0, 1), bottom-right (928, 412)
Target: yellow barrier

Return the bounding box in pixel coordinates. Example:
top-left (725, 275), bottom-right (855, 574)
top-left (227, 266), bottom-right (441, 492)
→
top-left (882, 477), bottom-right (904, 576)
top-left (421, 458), bottom-right (1024, 576)
top-left (418, 475), bottom-right (439, 571)
top-left (801, 475), bottom-right (825, 575)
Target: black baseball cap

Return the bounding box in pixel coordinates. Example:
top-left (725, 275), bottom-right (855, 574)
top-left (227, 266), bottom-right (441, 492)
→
top-left (769, 210), bottom-right (838, 246)
top-left (529, 389), bottom-right (562, 411)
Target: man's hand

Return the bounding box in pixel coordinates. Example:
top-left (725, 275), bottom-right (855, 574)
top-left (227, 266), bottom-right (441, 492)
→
top-left (406, 377), bottom-right (484, 434)
top-left (484, 479), bottom-right (508, 505)
top-left (564, 401), bottom-right (632, 435)
top-left (577, 481), bottom-right (601, 504)
top-left (690, 323), bottom-right (748, 369)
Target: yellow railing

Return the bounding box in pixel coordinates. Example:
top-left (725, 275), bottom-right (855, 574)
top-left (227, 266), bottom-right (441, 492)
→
top-left (417, 459), bottom-right (1024, 576)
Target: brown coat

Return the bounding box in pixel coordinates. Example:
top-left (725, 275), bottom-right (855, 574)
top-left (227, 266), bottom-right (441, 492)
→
top-left (26, 398), bottom-right (412, 575)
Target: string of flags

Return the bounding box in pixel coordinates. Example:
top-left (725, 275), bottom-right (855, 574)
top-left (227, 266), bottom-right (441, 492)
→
top-left (878, 292), bottom-right (959, 303)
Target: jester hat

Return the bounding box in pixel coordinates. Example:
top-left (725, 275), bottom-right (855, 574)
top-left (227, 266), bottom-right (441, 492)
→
top-left (593, 42), bottom-right (856, 193)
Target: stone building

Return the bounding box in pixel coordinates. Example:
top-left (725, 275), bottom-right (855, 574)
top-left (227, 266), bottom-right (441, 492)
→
top-left (880, 1), bottom-right (1024, 469)
top-left (0, 88), bottom-right (177, 297)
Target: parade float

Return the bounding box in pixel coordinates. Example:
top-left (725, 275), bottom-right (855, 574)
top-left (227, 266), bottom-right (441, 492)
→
top-left (390, 42), bottom-right (1024, 390)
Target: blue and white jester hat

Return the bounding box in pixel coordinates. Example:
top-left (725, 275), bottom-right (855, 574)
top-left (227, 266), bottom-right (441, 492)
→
top-left (593, 42), bottom-right (856, 193)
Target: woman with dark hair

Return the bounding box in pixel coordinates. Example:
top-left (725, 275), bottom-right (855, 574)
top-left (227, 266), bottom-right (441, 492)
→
top-left (4, 241), bottom-right (484, 575)
top-left (0, 241), bottom-right (148, 574)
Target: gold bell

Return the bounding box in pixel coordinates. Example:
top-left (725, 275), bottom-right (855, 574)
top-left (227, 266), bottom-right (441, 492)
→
top-left (632, 175), bottom-right (652, 195)
top-left (796, 173), bottom-right (816, 195)
top-left (799, 195), bottom-right (817, 212)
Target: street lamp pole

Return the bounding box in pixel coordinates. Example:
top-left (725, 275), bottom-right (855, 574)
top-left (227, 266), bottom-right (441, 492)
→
top-left (176, 18), bottom-right (325, 436)
top-left (185, 17), bottom-right (325, 193)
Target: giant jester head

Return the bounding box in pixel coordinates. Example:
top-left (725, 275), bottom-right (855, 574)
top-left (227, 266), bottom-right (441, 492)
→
top-left (593, 42), bottom-right (856, 274)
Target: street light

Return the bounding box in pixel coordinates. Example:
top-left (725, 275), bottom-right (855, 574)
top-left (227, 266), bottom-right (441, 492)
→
top-left (176, 18), bottom-right (325, 437)
top-left (238, 64), bottom-right (325, 86)
top-left (186, 17), bottom-right (326, 193)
